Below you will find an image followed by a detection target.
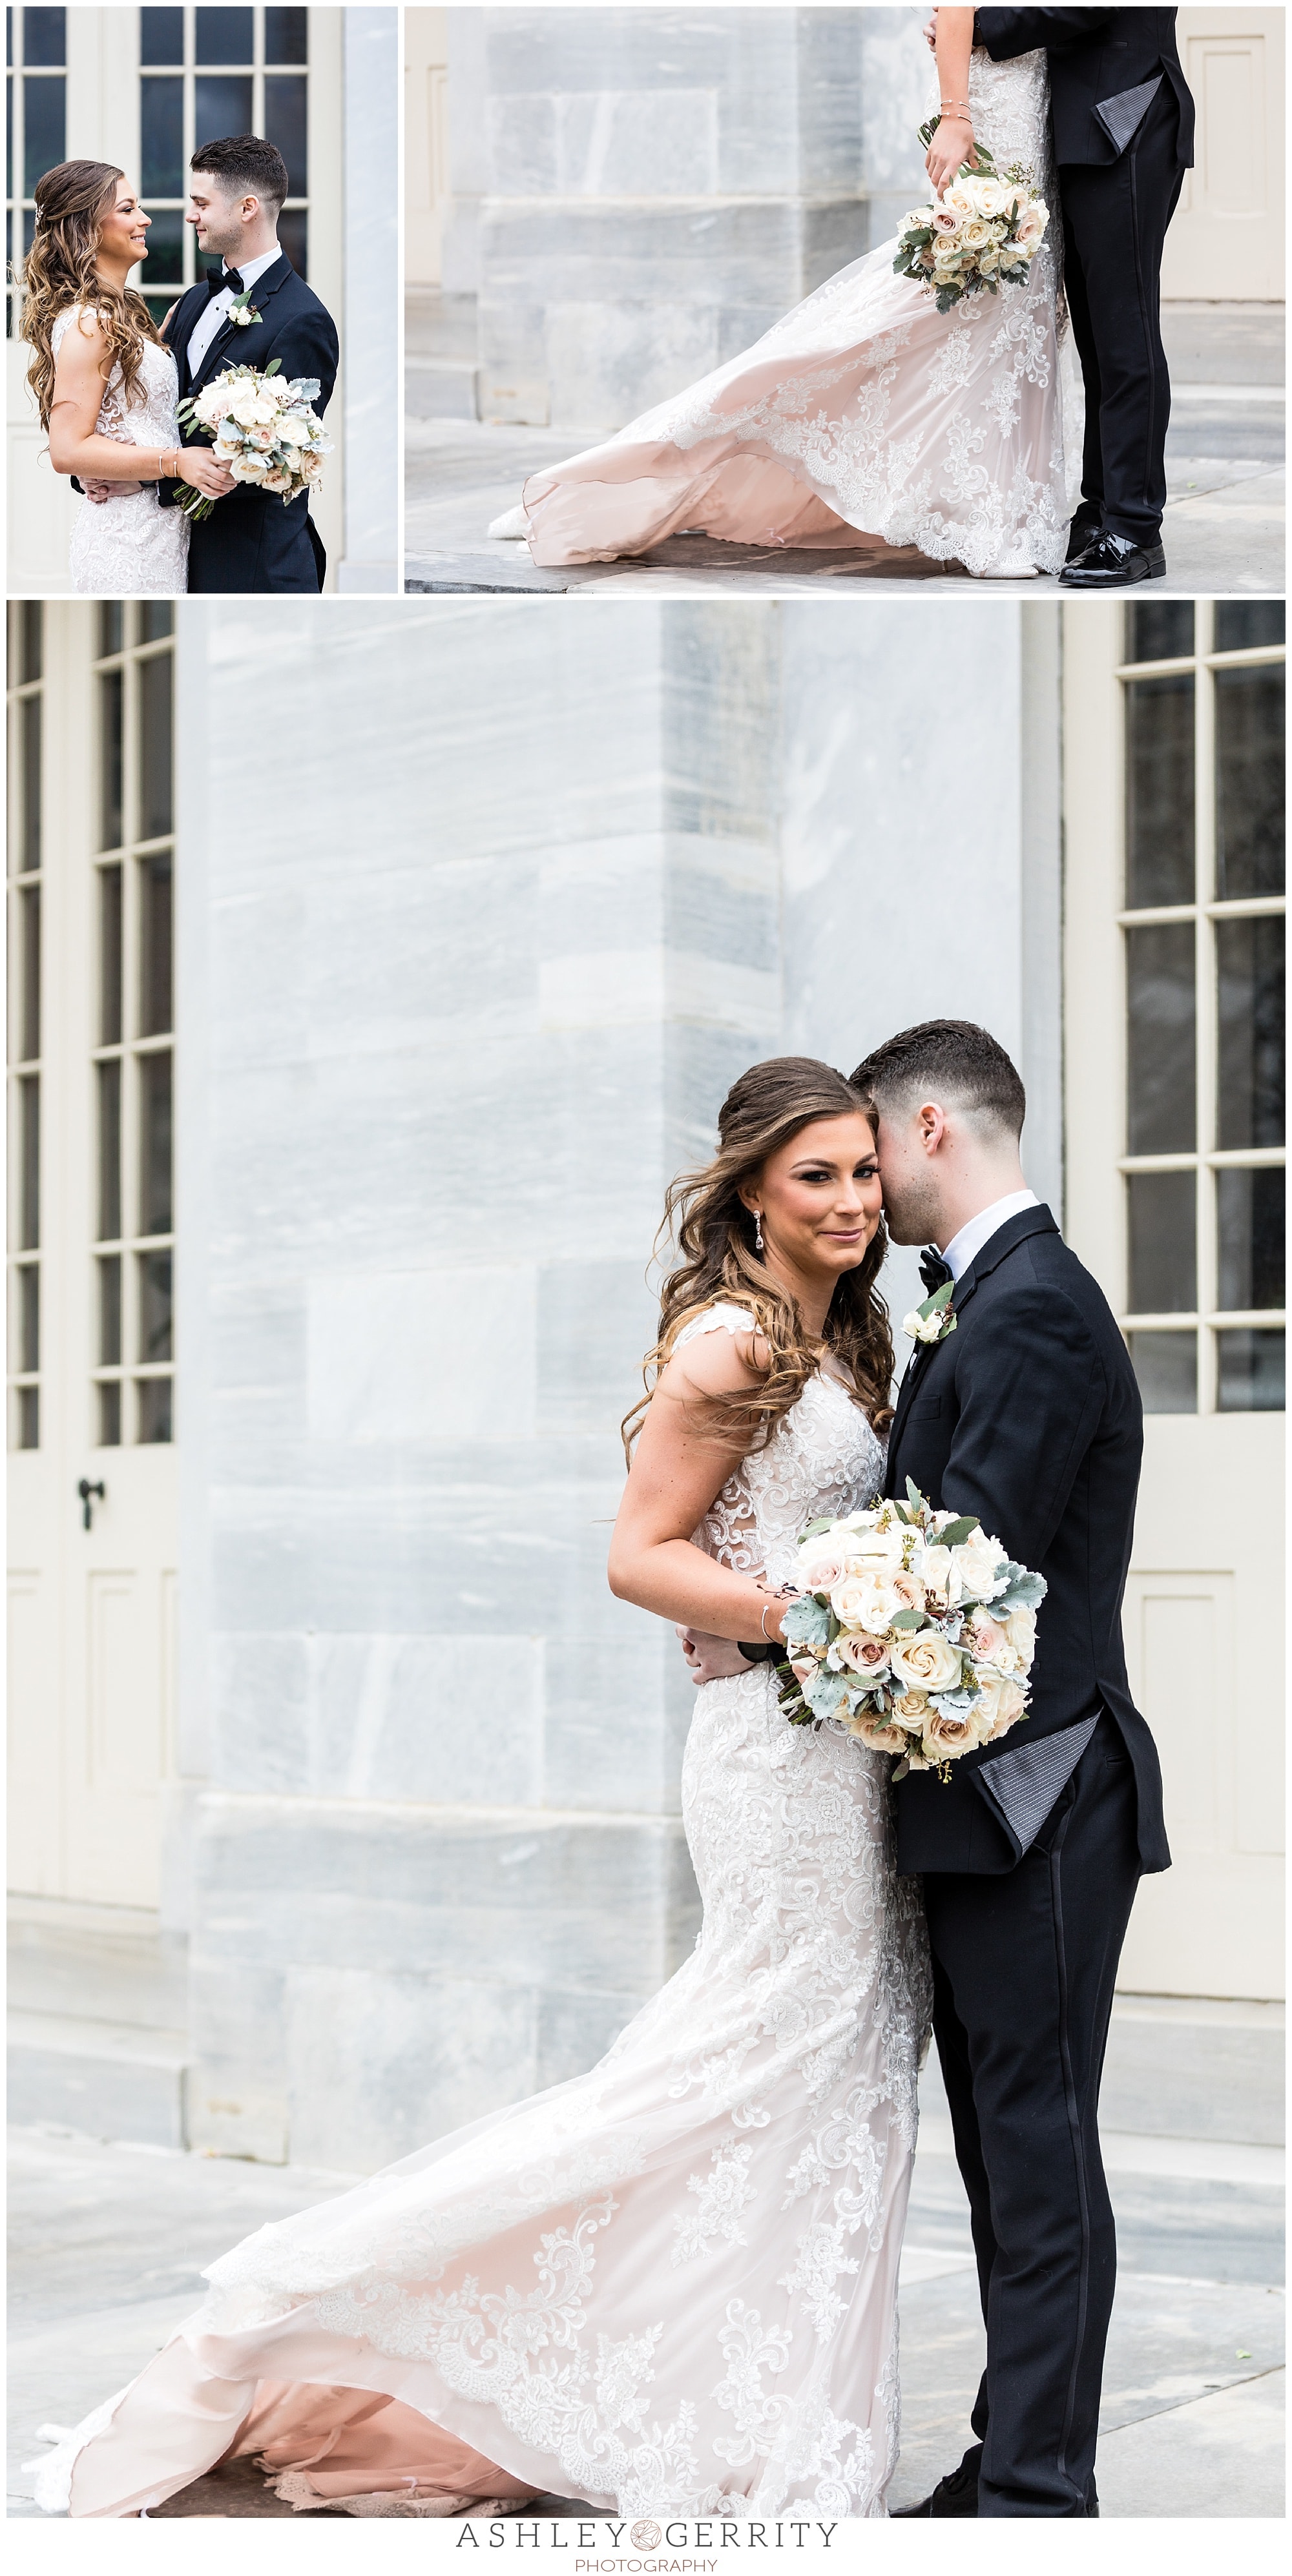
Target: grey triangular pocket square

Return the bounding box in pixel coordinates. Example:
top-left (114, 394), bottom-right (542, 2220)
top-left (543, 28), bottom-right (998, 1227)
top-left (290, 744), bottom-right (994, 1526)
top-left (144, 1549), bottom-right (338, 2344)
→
top-left (1092, 72), bottom-right (1164, 155)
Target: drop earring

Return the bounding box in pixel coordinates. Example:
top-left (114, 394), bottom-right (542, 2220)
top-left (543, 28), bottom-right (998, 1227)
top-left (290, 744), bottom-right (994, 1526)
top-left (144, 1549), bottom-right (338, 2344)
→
top-left (755, 1211), bottom-right (764, 1253)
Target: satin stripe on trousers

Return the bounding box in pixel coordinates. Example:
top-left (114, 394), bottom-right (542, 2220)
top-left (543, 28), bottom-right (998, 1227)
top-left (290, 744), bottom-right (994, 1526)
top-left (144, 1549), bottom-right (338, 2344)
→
top-left (1059, 90), bottom-right (1187, 547)
top-left (922, 1716), bottom-right (1142, 2516)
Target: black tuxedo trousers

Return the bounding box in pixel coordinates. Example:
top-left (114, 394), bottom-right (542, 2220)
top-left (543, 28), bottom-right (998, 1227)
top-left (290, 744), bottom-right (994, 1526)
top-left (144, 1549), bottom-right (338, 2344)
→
top-left (1060, 81), bottom-right (1186, 544)
top-left (925, 1714), bottom-right (1140, 2515)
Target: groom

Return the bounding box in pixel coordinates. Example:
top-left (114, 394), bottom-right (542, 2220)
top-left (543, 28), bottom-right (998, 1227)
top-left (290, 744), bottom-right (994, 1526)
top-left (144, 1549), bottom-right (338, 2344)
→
top-left (852, 1019), bottom-right (1169, 2517)
top-left (158, 134), bottom-right (339, 592)
top-left (970, 8), bottom-right (1194, 589)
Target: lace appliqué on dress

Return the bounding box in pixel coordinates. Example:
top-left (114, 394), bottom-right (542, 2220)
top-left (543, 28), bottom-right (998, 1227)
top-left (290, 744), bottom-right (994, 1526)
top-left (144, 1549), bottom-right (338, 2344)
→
top-left (50, 305), bottom-right (189, 598)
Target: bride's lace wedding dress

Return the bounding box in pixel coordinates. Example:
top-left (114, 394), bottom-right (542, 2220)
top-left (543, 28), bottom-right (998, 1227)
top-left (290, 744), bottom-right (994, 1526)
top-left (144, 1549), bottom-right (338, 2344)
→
top-left (497, 47), bottom-right (1075, 577)
top-left (33, 1306), bottom-right (930, 2520)
top-left (52, 307), bottom-right (189, 597)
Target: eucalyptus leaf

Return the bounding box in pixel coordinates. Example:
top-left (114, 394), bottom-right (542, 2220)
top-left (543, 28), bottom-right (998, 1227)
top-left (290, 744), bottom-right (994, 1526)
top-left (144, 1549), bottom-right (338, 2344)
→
top-left (889, 1607), bottom-right (923, 1631)
top-left (938, 1516), bottom-right (981, 1548)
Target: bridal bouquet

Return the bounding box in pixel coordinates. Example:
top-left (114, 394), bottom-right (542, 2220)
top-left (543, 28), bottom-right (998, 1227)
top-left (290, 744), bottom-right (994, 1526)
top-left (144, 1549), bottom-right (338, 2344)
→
top-left (774, 1482), bottom-right (1046, 1777)
top-left (172, 360), bottom-right (331, 520)
top-left (894, 127), bottom-right (1049, 316)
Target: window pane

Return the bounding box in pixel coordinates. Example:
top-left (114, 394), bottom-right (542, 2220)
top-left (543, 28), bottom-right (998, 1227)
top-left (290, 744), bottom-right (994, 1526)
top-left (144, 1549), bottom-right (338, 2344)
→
top-left (1127, 602), bottom-right (1193, 664)
top-left (138, 1248), bottom-right (172, 1361)
top-left (264, 71), bottom-right (307, 194)
top-left (1214, 666), bottom-right (1284, 899)
top-left (97, 1381), bottom-right (121, 1447)
top-left (276, 207), bottom-right (307, 277)
top-left (19, 881), bottom-right (40, 1059)
top-left (139, 1049), bottom-right (172, 1236)
top-left (19, 1071), bottom-right (39, 1247)
top-left (194, 72), bottom-right (253, 142)
top-left (195, 6), bottom-right (253, 62)
top-left (23, 68), bottom-right (64, 194)
top-left (139, 603), bottom-right (173, 643)
top-left (266, 8), bottom-right (308, 65)
top-left (1217, 1168), bottom-right (1286, 1313)
top-left (21, 692), bottom-right (40, 869)
top-left (99, 863), bottom-right (123, 1046)
top-left (140, 74), bottom-right (183, 197)
top-left (21, 598), bottom-right (41, 681)
top-left (98, 1253), bottom-right (121, 1364)
top-left (99, 669), bottom-right (122, 849)
top-left (136, 1376), bottom-right (172, 1443)
top-left (1217, 1327), bottom-right (1285, 1413)
top-left (139, 650), bottom-right (172, 840)
top-left (1125, 922), bottom-right (1195, 1152)
top-left (1125, 675), bottom-right (1194, 907)
top-left (97, 1058), bottom-right (121, 1240)
top-left (139, 854), bottom-right (172, 1036)
top-left (139, 6), bottom-right (184, 67)
top-left (140, 201), bottom-right (183, 283)
top-left (17, 1386), bottom-right (39, 1448)
top-left (22, 10), bottom-right (65, 67)
top-left (1216, 916), bottom-right (1285, 1149)
top-left (19, 1261), bottom-right (39, 1370)
top-left (1127, 1170), bottom-right (1196, 1313)
top-left (97, 601), bottom-right (123, 657)
top-left (1214, 603), bottom-right (1284, 652)
top-left (1127, 1330), bottom-right (1196, 1414)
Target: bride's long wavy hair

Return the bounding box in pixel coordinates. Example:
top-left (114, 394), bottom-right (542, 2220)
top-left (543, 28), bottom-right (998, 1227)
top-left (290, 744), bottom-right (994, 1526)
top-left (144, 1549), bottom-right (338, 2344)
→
top-left (20, 161), bottom-right (162, 431)
top-left (623, 1057), bottom-right (895, 1462)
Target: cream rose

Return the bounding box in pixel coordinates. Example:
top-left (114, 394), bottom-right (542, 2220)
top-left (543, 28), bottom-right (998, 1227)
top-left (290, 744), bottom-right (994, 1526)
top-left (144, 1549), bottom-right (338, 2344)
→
top-left (276, 415), bottom-right (309, 446)
top-left (1005, 1605), bottom-right (1037, 1669)
top-left (932, 205), bottom-right (962, 236)
top-left (1014, 201), bottom-right (1047, 249)
top-left (233, 455), bottom-right (269, 482)
top-left (970, 1670), bottom-right (1027, 1743)
top-left (889, 1688), bottom-right (932, 1735)
top-left (919, 1543), bottom-right (953, 1607)
top-left (964, 1612), bottom-right (1007, 1663)
top-left (923, 1708), bottom-right (978, 1759)
top-left (848, 1713), bottom-right (910, 1755)
top-left (797, 1537), bottom-right (851, 1591)
top-left (890, 1629), bottom-right (963, 1694)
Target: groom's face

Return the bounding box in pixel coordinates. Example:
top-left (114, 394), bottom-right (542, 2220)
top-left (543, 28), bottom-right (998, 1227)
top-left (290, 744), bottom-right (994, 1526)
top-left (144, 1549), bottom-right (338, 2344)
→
top-left (187, 174), bottom-right (258, 260)
top-left (873, 1103), bottom-right (946, 1248)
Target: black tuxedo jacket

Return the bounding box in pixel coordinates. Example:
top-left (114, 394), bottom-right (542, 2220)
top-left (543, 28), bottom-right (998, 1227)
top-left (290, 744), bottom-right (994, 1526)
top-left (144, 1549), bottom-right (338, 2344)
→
top-left (974, 7), bottom-right (1194, 166)
top-left (884, 1204), bottom-right (1169, 1878)
top-left (160, 253), bottom-right (339, 593)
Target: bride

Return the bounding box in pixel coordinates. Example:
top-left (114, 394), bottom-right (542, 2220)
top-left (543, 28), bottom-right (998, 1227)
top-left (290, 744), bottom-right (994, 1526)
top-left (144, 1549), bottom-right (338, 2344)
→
top-left (21, 160), bottom-right (233, 597)
top-left (492, 9), bottom-right (1074, 579)
top-left (34, 1058), bottom-right (931, 2520)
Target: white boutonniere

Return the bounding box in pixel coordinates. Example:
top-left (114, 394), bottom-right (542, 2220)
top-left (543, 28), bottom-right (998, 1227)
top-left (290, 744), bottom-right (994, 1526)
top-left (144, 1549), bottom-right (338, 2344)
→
top-left (902, 1278), bottom-right (957, 1346)
top-left (229, 291), bottom-right (260, 328)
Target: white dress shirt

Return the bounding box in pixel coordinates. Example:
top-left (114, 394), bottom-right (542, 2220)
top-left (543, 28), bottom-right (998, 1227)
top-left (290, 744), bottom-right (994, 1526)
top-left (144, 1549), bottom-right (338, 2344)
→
top-left (941, 1187), bottom-right (1040, 1283)
top-left (185, 246), bottom-right (282, 376)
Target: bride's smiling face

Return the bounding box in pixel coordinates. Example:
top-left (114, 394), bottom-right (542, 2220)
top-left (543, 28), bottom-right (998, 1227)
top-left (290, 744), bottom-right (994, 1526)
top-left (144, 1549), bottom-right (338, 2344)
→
top-left (97, 180), bottom-right (151, 271)
top-left (741, 1113), bottom-right (882, 1286)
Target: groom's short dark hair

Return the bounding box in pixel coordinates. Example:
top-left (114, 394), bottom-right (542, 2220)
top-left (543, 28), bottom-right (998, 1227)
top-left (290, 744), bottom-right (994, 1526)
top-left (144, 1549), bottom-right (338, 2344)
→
top-left (851, 1020), bottom-right (1026, 1141)
top-left (191, 134), bottom-right (289, 216)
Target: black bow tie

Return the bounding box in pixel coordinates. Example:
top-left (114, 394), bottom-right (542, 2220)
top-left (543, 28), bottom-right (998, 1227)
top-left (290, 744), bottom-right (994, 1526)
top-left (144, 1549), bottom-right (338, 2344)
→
top-left (919, 1248), bottom-right (953, 1294)
top-left (208, 266), bottom-right (244, 298)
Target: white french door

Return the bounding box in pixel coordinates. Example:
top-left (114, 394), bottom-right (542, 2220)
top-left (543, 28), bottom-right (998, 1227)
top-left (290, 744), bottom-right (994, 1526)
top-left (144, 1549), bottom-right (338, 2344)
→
top-left (7, 601), bottom-right (178, 1909)
top-left (1162, 8), bottom-right (1286, 300)
top-left (1063, 598), bottom-right (1285, 2003)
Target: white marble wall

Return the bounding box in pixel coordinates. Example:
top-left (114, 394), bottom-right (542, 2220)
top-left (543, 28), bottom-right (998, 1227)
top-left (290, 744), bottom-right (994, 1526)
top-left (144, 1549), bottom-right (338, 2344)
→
top-left (339, 6), bottom-right (400, 590)
top-left (174, 597), bottom-right (1059, 2168)
top-left (463, 7), bottom-right (931, 428)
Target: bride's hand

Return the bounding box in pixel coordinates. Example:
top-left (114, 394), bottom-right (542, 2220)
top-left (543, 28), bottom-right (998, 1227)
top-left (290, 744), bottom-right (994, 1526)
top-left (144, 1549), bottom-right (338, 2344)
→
top-left (177, 450), bottom-right (236, 500)
top-left (926, 112), bottom-right (976, 194)
top-left (85, 477), bottom-right (139, 503)
top-left (923, 12), bottom-right (938, 50)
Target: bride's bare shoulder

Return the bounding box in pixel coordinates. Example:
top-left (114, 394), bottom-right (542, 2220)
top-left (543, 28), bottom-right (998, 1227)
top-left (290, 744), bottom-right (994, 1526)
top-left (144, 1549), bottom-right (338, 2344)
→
top-left (656, 1303), bottom-right (769, 1400)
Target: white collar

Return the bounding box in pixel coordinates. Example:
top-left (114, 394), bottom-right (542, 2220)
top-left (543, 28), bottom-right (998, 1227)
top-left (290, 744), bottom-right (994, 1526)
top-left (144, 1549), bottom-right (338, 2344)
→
top-left (941, 1188), bottom-right (1040, 1283)
top-left (217, 245), bottom-right (282, 295)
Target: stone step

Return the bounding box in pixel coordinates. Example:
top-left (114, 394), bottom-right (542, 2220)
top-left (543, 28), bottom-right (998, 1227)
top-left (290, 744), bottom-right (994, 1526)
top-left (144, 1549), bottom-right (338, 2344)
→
top-left (8, 2010), bottom-right (191, 2151)
top-left (406, 354), bottom-right (480, 420)
top-left (404, 286), bottom-right (478, 362)
top-left (919, 1995), bottom-right (1285, 2148)
top-left (8, 1897), bottom-right (188, 2032)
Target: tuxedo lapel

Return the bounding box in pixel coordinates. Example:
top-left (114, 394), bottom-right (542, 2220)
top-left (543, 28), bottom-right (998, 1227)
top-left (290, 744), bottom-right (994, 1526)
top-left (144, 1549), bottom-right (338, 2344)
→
top-left (188, 253), bottom-right (294, 398)
top-left (886, 1205), bottom-right (1061, 1483)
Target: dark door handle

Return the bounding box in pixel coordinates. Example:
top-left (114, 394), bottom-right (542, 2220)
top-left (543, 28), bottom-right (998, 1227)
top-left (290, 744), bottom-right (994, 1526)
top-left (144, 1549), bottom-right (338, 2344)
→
top-left (78, 1478), bottom-right (105, 1530)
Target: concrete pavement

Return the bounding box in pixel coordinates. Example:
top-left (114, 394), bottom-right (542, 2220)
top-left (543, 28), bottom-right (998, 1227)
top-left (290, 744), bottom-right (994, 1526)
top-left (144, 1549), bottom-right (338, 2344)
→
top-left (10, 2103), bottom-right (1282, 2519)
top-left (404, 300), bottom-right (1284, 599)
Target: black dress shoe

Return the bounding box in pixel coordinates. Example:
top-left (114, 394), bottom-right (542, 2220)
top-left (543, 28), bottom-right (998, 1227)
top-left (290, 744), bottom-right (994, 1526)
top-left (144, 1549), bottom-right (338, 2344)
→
top-left (1059, 529), bottom-right (1166, 587)
top-left (890, 2458), bottom-right (979, 2518)
top-left (1065, 504), bottom-right (1102, 562)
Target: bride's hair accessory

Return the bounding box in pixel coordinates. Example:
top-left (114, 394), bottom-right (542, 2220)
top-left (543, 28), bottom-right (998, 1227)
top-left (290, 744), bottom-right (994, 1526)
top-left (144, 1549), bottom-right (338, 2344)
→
top-left (774, 1481), bottom-right (1047, 1779)
top-left (622, 1056), bottom-right (895, 1463)
top-left (18, 160), bottom-right (163, 431)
